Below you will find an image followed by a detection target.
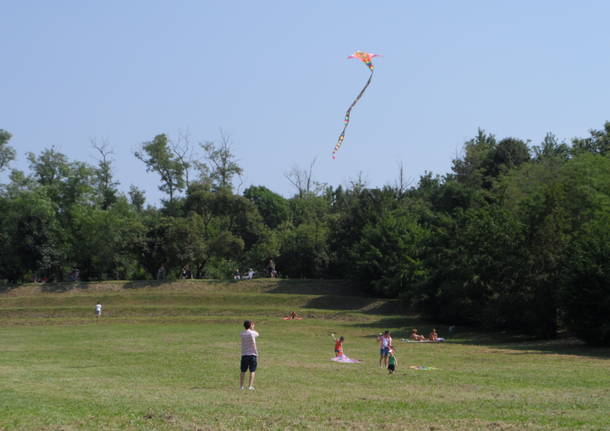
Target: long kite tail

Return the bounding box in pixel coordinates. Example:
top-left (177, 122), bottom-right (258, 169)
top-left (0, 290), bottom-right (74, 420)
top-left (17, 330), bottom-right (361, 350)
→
top-left (332, 69), bottom-right (374, 159)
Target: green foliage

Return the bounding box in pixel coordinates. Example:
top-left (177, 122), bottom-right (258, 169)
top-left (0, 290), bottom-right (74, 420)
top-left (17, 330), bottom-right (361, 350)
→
top-left (1, 123), bottom-right (609, 346)
top-left (277, 221), bottom-right (329, 278)
top-left (571, 121), bottom-right (610, 156)
top-left (561, 212), bottom-right (610, 346)
top-left (203, 256), bottom-right (238, 279)
top-left (198, 134), bottom-right (243, 190)
top-left (243, 185), bottom-right (290, 229)
top-left (0, 189), bottom-right (63, 282)
top-left (352, 207), bottom-right (428, 297)
top-left (68, 200), bottom-right (146, 280)
top-left (135, 134), bottom-right (185, 204)
top-left (0, 129), bottom-right (16, 172)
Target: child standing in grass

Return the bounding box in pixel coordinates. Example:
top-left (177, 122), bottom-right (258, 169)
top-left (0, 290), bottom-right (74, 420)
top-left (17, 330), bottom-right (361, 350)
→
top-left (387, 348), bottom-right (398, 374)
top-left (95, 302), bottom-right (102, 319)
top-left (332, 333), bottom-right (345, 357)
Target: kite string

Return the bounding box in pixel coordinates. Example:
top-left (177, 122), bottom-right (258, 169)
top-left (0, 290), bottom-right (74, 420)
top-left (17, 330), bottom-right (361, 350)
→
top-left (332, 69), bottom-right (374, 159)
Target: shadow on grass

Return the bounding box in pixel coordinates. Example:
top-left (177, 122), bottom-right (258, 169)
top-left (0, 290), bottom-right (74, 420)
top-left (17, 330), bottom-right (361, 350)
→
top-left (40, 282), bottom-right (91, 293)
top-left (269, 279), bottom-right (410, 315)
top-left (122, 280), bottom-right (176, 289)
top-left (454, 332), bottom-right (610, 359)
top-left (266, 279), bottom-right (367, 296)
top-left (350, 315), bottom-right (441, 339)
top-left (0, 284), bottom-right (15, 294)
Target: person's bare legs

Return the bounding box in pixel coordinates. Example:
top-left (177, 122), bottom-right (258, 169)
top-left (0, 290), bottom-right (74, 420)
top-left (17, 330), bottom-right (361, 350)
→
top-left (379, 354), bottom-right (384, 368)
top-left (240, 372), bottom-right (246, 389)
top-left (248, 371), bottom-right (256, 389)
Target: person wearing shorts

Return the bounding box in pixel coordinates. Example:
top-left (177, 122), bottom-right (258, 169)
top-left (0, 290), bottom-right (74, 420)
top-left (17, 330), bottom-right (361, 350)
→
top-left (240, 320), bottom-right (259, 390)
top-left (95, 302), bottom-right (102, 319)
top-left (378, 330), bottom-right (392, 368)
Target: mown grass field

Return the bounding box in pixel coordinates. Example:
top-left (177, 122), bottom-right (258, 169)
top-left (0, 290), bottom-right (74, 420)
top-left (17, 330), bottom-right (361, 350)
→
top-left (1, 280), bottom-right (609, 431)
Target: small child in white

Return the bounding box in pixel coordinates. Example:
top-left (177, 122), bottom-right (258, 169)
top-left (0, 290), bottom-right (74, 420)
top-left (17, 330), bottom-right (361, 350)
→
top-left (95, 302), bottom-right (102, 319)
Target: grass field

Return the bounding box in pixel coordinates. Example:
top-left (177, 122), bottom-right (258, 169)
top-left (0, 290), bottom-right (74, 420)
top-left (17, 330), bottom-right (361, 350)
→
top-left (1, 280), bottom-right (609, 431)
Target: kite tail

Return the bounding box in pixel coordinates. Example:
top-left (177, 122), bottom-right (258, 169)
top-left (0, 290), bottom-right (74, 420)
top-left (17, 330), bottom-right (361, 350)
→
top-left (332, 69), bottom-right (374, 159)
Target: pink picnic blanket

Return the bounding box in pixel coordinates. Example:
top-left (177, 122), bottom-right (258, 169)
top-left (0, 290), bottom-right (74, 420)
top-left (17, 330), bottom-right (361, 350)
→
top-left (330, 354), bottom-right (361, 363)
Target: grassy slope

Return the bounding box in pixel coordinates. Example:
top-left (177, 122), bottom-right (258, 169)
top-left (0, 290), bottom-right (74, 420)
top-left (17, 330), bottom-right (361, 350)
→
top-left (0, 280), bottom-right (609, 431)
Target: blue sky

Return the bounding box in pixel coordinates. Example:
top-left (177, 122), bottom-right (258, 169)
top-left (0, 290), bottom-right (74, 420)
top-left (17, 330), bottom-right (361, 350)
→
top-left (2, 1), bottom-right (609, 203)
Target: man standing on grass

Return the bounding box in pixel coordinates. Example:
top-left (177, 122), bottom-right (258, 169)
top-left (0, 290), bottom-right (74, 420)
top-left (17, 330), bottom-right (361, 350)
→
top-left (240, 320), bottom-right (259, 390)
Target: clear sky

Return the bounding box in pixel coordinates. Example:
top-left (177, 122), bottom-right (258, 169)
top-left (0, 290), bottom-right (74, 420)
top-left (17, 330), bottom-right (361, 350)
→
top-left (2, 1), bottom-right (609, 203)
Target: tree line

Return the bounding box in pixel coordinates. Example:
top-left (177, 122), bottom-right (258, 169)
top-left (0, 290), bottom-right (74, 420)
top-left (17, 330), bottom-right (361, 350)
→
top-left (0, 125), bottom-right (608, 346)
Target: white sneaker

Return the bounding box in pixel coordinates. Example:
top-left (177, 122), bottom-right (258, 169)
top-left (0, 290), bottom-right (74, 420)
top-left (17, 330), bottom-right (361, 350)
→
top-left (240, 386), bottom-right (244, 390)
top-left (248, 386), bottom-right (255, 390)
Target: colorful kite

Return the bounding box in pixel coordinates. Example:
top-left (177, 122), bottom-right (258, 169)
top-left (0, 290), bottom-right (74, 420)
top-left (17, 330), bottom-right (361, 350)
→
top-left (332, 51), bottom-right (381, 159)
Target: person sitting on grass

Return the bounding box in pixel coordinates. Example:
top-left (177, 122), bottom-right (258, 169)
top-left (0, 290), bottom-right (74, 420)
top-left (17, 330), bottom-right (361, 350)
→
top-left (387, 348), bottom-right (398, 374)
top-left (410, 328), bottom-right (426, 341)
top-left (429, 328), bottom-right (439, 341)
top-left (332, 333), bottom-right (345, 357)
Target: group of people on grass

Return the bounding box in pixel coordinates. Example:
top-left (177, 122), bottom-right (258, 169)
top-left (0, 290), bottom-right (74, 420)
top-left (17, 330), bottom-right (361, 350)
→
top-left (377, 330), bottom-right (398, 374)
top-left (238, 320), bottom-right (450, 388)
top-left (239, 324), bottom-right (452, 390)
top-left (410, 328), bottom-right (445, 342)
top-left (93, 301), bottom-right (433, 390)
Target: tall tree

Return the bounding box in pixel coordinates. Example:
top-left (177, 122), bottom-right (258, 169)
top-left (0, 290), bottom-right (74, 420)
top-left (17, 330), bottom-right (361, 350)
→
top-left (92, 139), bottom-right (119, 209)
top-left (571, 121), bottom-right (610, 156)
top-left (198, 131), bottom-right (242, 191)
top-left (0, 129), bottom-right (16, 173)
top-left (135, 134), bottom-right (185, 204)
top-left (26, 147), bottom-right (96, 207)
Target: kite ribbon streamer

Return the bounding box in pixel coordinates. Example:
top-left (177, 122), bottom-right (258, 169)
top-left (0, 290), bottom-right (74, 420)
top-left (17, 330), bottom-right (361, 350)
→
top-left (332, 69), bottom-right (374, 159)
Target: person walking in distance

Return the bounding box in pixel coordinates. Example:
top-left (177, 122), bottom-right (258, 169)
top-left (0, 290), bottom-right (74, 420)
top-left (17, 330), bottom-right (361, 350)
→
top-left (240, 320), bottom-right (259, 390)
top-left (95, 302), bottom-right (102, 320)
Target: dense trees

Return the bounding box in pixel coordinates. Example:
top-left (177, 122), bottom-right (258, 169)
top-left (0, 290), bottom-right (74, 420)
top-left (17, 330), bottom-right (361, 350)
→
top-left (0, 125), bottom-right (608, 345)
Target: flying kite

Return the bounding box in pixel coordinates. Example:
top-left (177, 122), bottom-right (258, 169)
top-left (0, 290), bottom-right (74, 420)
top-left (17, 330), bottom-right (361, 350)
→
top-left (332, 51), bottom-right (381, 159)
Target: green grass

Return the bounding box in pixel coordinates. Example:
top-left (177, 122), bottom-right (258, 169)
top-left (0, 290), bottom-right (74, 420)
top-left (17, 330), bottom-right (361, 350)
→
top-left (1, 280), bottom-right (609, 430)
